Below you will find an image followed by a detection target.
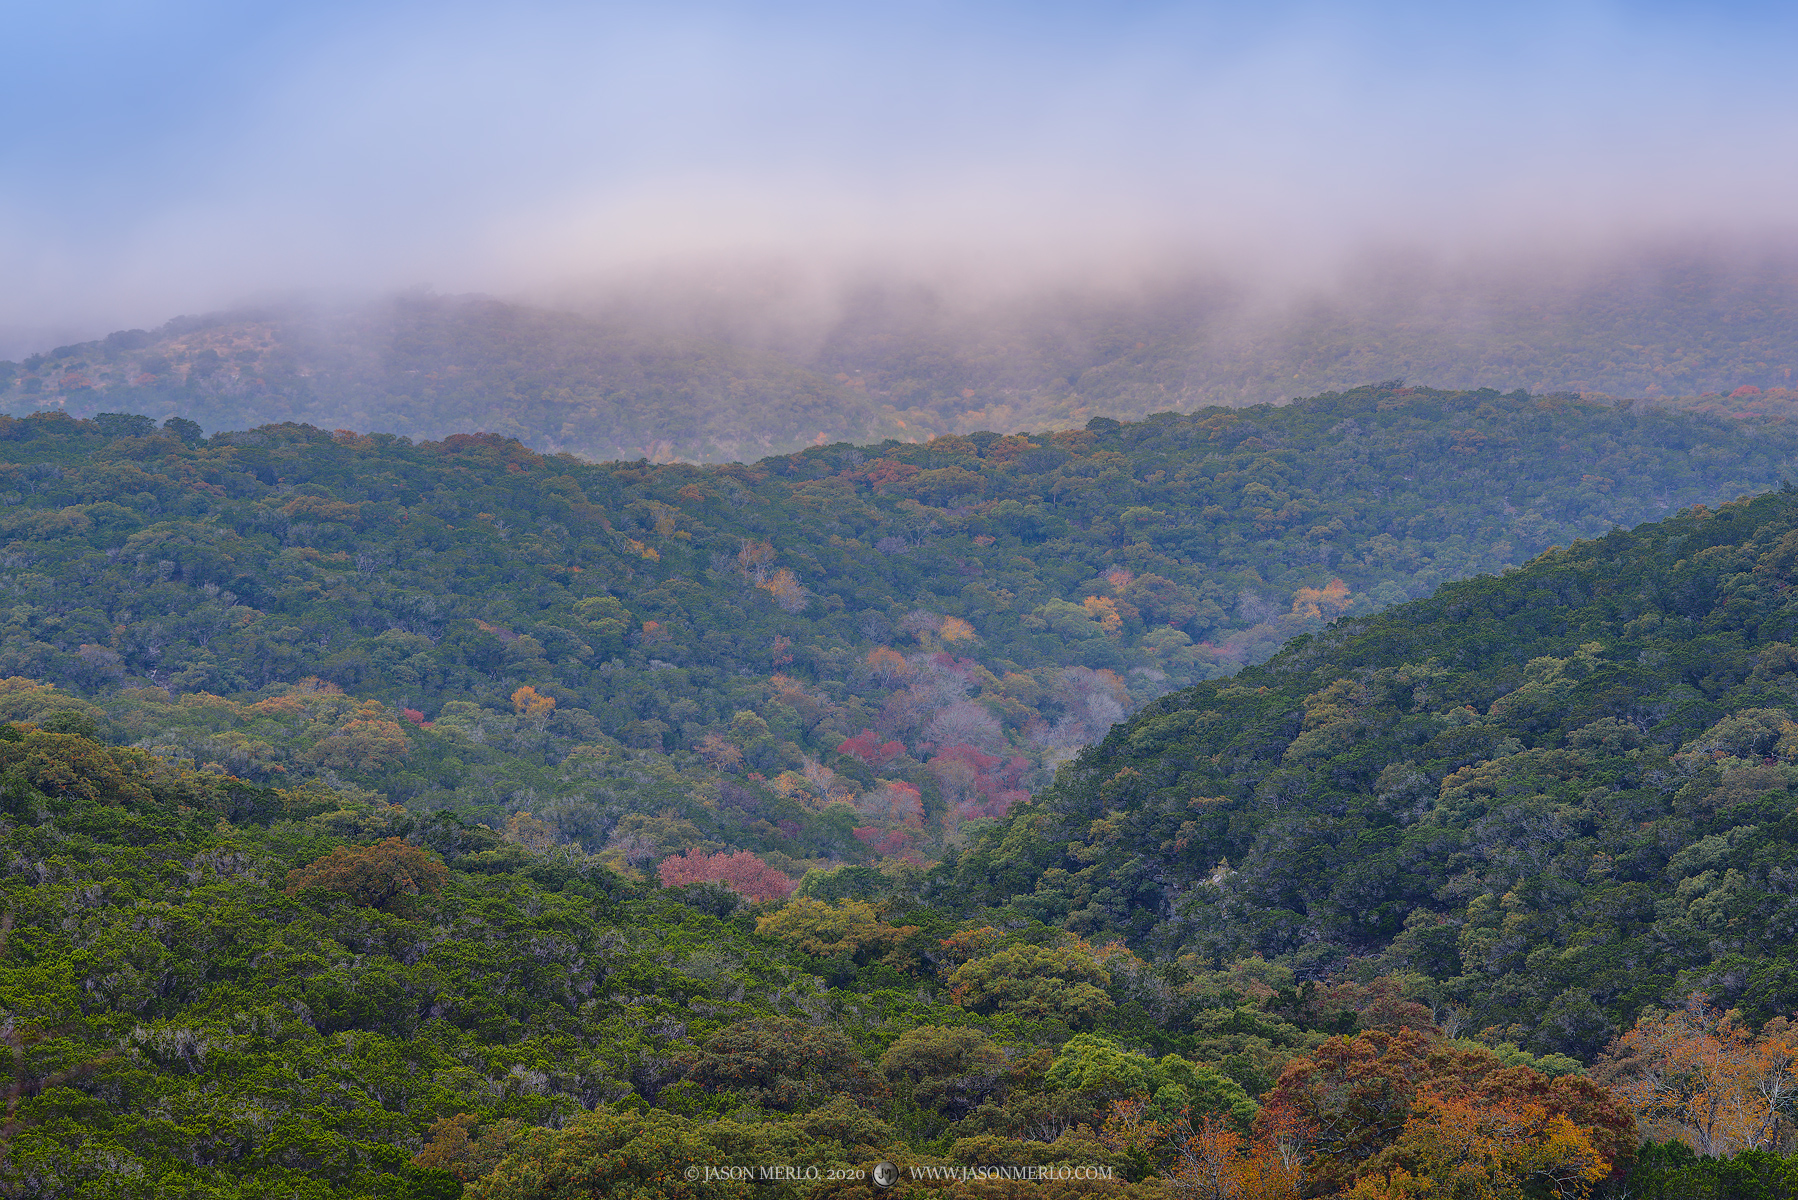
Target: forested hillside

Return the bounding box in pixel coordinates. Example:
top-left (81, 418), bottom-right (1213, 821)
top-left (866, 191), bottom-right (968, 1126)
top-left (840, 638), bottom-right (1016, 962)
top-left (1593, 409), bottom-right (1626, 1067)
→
top-left (12, 389), bottom-right (1798, 1196)
top-left (5, 250), bottom-right (1798, 459)
top-left (0, 385), bottom-right (1788, 882)
top-left (0, 720), bottom-right (1647, 1199)
top-left (940, 485), bottom-right (1798, 1059)
top-left (11, 513), bottom-right (1798, 1197)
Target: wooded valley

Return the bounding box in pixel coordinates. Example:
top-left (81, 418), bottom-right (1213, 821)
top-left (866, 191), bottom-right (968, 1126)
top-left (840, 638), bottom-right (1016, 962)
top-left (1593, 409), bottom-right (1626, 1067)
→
top-left (7, 385), bottom-right (1798, 1197)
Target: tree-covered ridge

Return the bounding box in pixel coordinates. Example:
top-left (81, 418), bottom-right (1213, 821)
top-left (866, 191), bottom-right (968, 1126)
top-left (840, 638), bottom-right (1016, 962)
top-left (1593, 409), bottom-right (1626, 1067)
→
top-left (0, 296), bottom-right (900, 464)
top-left (797, 251), bottom-right (1798, 432)
top-left (7, 254), bottom-right (1798, 455)
top-left (940, 486), bottom-right (1798, 1058)
top-left (0, 385), bottom-right (1788, 875)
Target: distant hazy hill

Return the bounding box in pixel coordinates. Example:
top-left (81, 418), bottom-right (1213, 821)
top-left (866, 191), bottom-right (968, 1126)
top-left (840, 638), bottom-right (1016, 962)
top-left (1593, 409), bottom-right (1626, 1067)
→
top-left (3, 247), bottom-right (1797, 459)
top-left (799, 248), bottom-right (1798, 432)
top-left (0, 294), bottom-right (900, 463)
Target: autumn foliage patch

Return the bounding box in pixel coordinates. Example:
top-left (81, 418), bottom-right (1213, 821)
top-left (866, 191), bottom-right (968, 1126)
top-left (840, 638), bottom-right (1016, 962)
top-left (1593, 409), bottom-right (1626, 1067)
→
top-left (838, 729), bottom-right (906, 769)
top-left (283, 837), bottom-right (448, 909)
top-left (656, 848), bottom-right (796, 903)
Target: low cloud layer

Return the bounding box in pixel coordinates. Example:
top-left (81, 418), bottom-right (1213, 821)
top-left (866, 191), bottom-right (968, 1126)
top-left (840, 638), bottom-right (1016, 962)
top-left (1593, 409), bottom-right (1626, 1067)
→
top-left (5, 0), bottom-right (1796, 354)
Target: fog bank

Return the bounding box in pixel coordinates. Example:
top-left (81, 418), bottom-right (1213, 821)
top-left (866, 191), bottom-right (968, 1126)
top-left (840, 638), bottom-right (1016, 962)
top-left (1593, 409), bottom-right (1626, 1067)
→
top-left (4, 1), bottom-right (1796, 354)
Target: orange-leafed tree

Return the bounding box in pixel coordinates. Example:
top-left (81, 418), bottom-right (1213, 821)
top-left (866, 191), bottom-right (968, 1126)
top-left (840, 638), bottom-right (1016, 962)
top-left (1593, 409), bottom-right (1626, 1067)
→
top-left (1342, 1090), bottom-right (1608, 1200)
top-left (865, 646), bottom-right (910, 685)
top-left (1181, 1118), bottom-right (1303, 1200)
top-left (1597, 993), bottom-right (1798, 1156)
top-left (1260, 1028), bottom-right (1634, 1196)
top-left (511, 685), bottom-right (556, 730)
top-left (759, 568), bottom-right (808, 613)
top-left (1291, 578), bottom-right (1353, 622)
top-left (939, 615), bottom-right (977, 642)
top-left (1083, 595), bottom-right (1125, 636)
top-left (283, 837), bottom-right (448, 909)
top-left (1100, 1101), bottom-right (1300, 1200)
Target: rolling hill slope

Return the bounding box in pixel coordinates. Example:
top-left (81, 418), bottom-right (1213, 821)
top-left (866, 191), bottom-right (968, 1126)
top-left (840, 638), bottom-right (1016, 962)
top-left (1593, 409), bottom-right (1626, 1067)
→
top-left (941, 486), bottom-right (1798, 1056)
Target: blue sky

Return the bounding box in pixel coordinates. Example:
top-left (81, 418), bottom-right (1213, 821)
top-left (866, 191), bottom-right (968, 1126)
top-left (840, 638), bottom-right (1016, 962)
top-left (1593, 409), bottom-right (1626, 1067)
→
top-left (4, 1), bottom-right (1795, 350)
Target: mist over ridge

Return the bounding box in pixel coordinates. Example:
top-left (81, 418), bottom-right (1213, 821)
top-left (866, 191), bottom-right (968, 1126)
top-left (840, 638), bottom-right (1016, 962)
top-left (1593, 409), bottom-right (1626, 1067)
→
top-left (6, 0), bottom-right (1797, 353)
top-left (6, 237), bottom-right (1798, 462)
top-left (18, 6), bottom-right (1798, 1196)
top-left (6, 0), bottom-right (1797, 453)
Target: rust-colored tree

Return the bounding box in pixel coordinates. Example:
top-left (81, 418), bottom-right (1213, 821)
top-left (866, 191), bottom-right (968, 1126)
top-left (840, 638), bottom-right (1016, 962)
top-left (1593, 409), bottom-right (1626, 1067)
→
top-left (656, 848), bottom-right (795, 903)
top-left (1597, 992), bottom-right (1798, 1156)
top-left (413, 1112), bottom-right (526, 1182)
top-left (1260, 1028), bottom-right (1633, 1196)
top-left (697, 732), bottom-right (745, 771)
top-left (303, 714), bottom-right (413, 772)
top-left (1100, 1099), bottom-right (1301, 1200)
top-left (1341, 1090), bottom-right (1607, 1200)
top-left (770, 634), bottom-right (795, 666)
top-left (283, 837), bottom-right (449, 909)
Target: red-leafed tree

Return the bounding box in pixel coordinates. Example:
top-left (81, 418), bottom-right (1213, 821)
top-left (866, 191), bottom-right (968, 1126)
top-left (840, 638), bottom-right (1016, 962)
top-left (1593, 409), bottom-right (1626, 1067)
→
top-left (929, 744), bottom-right (1031, 821)
top-left (854, 826), bottom-right (920, 858)
top-left (837, 729), bottom-right (906, 769)
top-left (657, 849), bottom-right (795, 903)
top-left (856, 780), bottom-right (922, 826)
